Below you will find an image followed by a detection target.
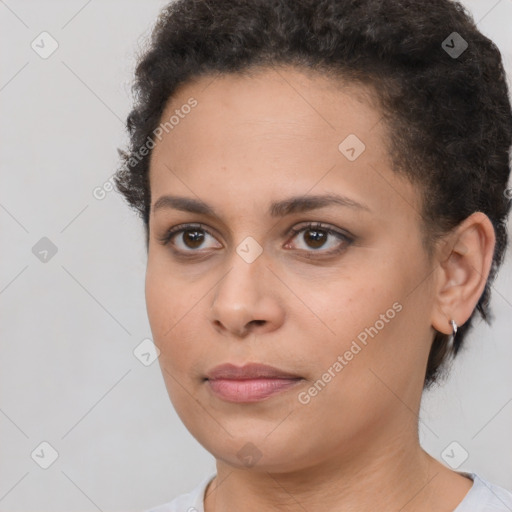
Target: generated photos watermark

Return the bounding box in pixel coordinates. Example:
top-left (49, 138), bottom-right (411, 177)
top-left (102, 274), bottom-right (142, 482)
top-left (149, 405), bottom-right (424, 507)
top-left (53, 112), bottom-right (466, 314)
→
top-left (298, 301), bottom-right (403, 405)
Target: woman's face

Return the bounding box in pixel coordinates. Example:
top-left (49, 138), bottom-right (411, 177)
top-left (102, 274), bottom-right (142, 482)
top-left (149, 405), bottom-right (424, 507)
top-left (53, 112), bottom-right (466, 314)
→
top-left (145, 66), bottom-right (439, 472)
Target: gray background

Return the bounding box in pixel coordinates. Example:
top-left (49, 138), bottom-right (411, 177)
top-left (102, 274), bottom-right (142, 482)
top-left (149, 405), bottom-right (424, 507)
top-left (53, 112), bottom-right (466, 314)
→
top-left (1, 1), bottom-right (511, 511)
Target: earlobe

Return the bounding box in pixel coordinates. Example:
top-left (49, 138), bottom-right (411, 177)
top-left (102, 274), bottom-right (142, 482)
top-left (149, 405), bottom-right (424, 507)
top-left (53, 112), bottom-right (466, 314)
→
top-left (431, 212), bottom-right (496, 335)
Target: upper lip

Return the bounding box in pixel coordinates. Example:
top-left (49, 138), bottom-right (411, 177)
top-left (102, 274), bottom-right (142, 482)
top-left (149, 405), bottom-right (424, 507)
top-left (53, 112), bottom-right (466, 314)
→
top-left (205, 363), bottom-right (302, 380)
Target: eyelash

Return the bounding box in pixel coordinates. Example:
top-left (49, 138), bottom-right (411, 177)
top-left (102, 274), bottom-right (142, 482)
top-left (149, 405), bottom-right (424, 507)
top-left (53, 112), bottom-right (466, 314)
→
top-left (157, 222), bottom-right (354, 258)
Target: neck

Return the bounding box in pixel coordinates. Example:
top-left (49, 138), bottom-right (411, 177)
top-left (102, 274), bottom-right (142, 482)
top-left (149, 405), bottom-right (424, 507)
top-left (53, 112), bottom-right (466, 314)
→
top-left (204, 420), bottom-right (452, 512)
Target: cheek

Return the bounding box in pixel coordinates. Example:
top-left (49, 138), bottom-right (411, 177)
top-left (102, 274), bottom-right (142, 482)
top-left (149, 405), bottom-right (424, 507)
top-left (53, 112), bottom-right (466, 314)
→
top-left (145, 267), bottom-right (173, 343)
top-left (294, 270), bottom-right (397, 343)
top-left (294, 265), bottom-right (416, 384)
top-left (293, 289), bottom-right (408, 433)
top-left (145, 267), bottom-right (211, 435)
top-left (145, 262), bottom-right (201, 362)
top-left (308, 272), bottom-right (432, 417)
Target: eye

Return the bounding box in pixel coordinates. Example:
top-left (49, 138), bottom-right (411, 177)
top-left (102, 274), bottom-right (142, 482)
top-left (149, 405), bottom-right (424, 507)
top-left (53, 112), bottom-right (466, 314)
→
top-left (284, 222), bottom-right (353, 255)
top-left (157, 221), bottom-right (353, 258)
top-left (157, 223), bottom-right (222, 253)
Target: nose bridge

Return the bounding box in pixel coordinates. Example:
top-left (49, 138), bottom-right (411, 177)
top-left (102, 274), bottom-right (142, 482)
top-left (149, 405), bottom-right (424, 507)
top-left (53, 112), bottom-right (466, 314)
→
top-left (208, 245), bottom-right (282, 336)
top-left (212, 247), bottom-right (265, 317)
top-left (216, 231), bottom-right (268, 299)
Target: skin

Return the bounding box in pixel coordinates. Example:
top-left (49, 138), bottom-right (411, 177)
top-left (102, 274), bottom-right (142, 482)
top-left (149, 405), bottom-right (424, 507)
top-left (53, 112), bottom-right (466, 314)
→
top-left (145, 65), bottom-right (495, 511)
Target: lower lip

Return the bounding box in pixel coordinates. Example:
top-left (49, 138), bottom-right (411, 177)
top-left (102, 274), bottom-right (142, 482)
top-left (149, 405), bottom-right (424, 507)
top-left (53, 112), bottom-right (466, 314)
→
top-left (206, 378), bottom-right (303, 403)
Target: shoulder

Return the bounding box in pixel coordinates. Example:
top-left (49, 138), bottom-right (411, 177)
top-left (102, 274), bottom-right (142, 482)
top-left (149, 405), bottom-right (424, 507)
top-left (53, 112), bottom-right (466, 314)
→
top-left (143, 473), bottom-right (216, 512)
top-left (454, 472), bottom-right (512, 512)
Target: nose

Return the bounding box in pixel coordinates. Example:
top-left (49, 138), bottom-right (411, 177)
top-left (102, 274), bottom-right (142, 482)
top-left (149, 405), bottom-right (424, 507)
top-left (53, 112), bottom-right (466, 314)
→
top-left (206, 255), bottom-right (285, 338)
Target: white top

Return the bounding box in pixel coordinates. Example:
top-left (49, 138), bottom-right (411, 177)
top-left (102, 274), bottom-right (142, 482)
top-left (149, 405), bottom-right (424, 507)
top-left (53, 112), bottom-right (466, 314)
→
top-left (145, 472), bottom-right (512, 512)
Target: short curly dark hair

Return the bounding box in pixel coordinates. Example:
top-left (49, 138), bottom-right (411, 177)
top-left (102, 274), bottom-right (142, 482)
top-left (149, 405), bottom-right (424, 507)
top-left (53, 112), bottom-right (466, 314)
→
top-left (115, 0), bottom-right (512, 388)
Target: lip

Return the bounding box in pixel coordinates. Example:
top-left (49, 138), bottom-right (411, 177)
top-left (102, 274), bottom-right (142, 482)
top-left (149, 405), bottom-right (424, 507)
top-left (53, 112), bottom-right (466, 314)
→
top-left (205, 363), bottom-right (302, 380)
top-left (204, 363), bottom-right (304, 403)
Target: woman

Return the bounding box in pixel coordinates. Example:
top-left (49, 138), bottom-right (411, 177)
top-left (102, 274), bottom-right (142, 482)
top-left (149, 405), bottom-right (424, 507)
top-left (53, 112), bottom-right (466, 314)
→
top-left (115, 0), bottom-right (512, 510)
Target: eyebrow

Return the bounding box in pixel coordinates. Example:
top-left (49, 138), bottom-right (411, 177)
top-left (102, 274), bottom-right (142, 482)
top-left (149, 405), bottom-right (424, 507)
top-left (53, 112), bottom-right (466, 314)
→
top-left (152, 193), bottom-right (371, 218)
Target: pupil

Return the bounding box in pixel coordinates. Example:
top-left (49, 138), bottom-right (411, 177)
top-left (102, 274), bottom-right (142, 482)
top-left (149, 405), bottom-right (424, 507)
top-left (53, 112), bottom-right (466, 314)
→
top-left (184, 230), bottom-right (204, 248)
top-left (305, 229), bottom-right (326, 248)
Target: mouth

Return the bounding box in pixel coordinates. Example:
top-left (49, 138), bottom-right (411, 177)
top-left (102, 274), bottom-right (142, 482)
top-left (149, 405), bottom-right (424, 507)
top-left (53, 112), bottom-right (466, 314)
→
top-left (204, 363), bottom-right (304, 403)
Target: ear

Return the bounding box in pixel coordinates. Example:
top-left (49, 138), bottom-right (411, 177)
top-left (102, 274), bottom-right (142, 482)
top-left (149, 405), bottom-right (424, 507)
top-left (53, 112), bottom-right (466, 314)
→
top-left (431, 212), bottom-right (496, 335)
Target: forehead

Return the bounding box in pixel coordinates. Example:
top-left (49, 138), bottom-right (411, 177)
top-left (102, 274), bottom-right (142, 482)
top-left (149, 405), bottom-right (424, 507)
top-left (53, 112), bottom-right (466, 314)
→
top-left (151, 66), bottom-right (381, 165)
top-left (157, 65), bottom-right (381, 148)
top-left (148, 65), bottom-right (420, 222)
